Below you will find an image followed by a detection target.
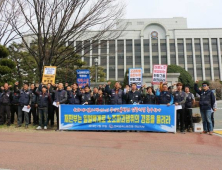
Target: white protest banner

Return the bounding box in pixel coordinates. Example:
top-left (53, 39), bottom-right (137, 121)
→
top-left (152, 65), bottom-right (167, 85)
top-left (129, 68), bottom-right (142, 88)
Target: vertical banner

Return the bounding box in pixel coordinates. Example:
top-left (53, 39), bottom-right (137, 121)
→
top-left (42, 66), bottom-right (57, 84)
top-left (152, 65), bottom-right (168, 85)
top-left (76, 70), bottom-right (90, 88)
top-left (129, 68), bottom-right (143, 88)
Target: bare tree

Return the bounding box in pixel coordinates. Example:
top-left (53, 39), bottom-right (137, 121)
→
top-left (210, 80), bottom-right (222, 100)
top-left (0, 0), bottom-right (24, 45)
top-left (11, 0), bottom-right (126, 81)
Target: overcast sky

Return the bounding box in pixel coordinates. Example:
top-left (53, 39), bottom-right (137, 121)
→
top-left (125, 0), bottom-right (222, 28)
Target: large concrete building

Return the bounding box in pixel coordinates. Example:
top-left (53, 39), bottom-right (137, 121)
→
top-left (74, 17), bottom-right (222, 82)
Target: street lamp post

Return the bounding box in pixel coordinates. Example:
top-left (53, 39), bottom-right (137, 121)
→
top-left (94, 58), bottom-right (98, 83)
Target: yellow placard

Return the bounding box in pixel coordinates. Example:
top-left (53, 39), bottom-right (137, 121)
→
top-left (42, 66), bottom-right (57, 84)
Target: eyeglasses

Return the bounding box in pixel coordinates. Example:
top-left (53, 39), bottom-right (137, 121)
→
top-left (202, 85), bottom-right (207, 87)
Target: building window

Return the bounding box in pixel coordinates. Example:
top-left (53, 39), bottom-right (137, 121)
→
top-left (101, 40), bottom-right (107, 54)
top-left (118, 69), bottom-right (124, 79)
top-left (144, 39), bottom-right (149, 53)
top-left (195, 39), bottom-right (201, 53)
top-left (92, 41), bottom-right (98, 55)
top-left (144, 68), bottom-right (150, 73)
top-left (101, 55), bottom-right (107, 66)
top-left (205, 67), bottom-right (211, 77)
top-left (126, 56), bottom-right (133, 65)
top-left (186, 39), bottom-right (192, 52)
top-left (214, 67), bottom-right (220, 79)
top-left (84, 56), bottom-right (90, 66)
top-left (109, 40), bottom-right (115, 55)
top-left (171, 55), bottom-right (176, 65)
top-left (68, 41), bottom-right (74, 47)
top-left (211, 39), bottom-right (218, 52)
top-left (213, 55), bottom-right (219, 63)
top-left (135, 39), bottom-right (141, 66)
top-left (170, 39), bottom-right (175, 53)
top-left (196, 67), bottom-right (203, 79)
top-left (109, 67), bottom-right (115, 79)
top-left (126, 39), bottom-right (133, 66)
top-left (153, 56), bottom-right (159, 65)
top-left (187, 55), bottom-right (193, 64)
top-left (160, 39), bottom-right (167, 52)
top-left (126, 39), bottom-right (133, 53)
top-left (144, 55), bottom-right (150, 66)
top-left (84, 40), bottom-right (90, 55)
top-left (152, 39), bottom-right (158, 53)
top-left (188, 68), bottom-right (194, 77)
top-left (161, 56), bottom-right (167, 64)
top-left (203, 39), bottom-right (209, 52)
top-left (170, 44), bottom-right (175, 52)
top-left (204, 55), bottom-right (210, 65)
top-left (178, 55), bottom-right (185, 66)
top-left (196, 55), bottom-right (202, 65)
top-left (117, 40), bottom-right (124, 65)
top-left (76, 41), bottom-right (82, 55)
top-left (109, 56), bottom-right (115, 65)
top-left (177, 39), bottom-right (184, 55)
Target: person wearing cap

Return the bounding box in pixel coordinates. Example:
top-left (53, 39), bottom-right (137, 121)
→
top-left (171, 82), bottom-right (186, 133)
top-left (184, 86), bottom-right (195, 132)
top-left (35, 85), bottom-right (51, 130)
top-left (194, 81), bottom-right (216, 135)
top-left (125, 83), bottom-right (142, 104)
top-left (15, 83), bottom-right (32, 129)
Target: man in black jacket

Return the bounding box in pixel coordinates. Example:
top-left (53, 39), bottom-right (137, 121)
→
top-left (0, 83), bottom-right (13, 126)
top-left (81, 86), bottom-right (94, 105)
top-left (47, 83), bottom-right (55, 127)
top-left (16, 83), bottom-right (32, 128)
top-left (125, 83), bottom-right (142, 104)
top-left (171, 82), bottom-right (186, 133)
top-left (54, 83), bottom-right (67, 131)
top-left (29, 83), bottom-right (38, 125)
top-left (36, 86), bottom-right (51, 130)
top-left (142, 86), bottom-right (156, 104)
top-left (67, 83), bottom-right (82, 104)
top-left (194, 81), bottom-right (216, 135)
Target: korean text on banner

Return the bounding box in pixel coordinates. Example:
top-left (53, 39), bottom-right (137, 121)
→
top-left (129, 68), bottom-right (143, 88)
top-left (42, 66), bottom-right (57, 84)
top-left (76, 70), bottom-right (90, 88)
top-left (152, 65), bottom-right (168, 85)
top-left (59, 104), bottom-right (176, 133)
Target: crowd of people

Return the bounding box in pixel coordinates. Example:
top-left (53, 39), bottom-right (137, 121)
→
top-left (0, 80), bottom-right (217, 134)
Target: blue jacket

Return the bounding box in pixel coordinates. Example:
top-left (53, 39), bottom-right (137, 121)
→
top-left (156, 89), bottom-right (174, 105)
